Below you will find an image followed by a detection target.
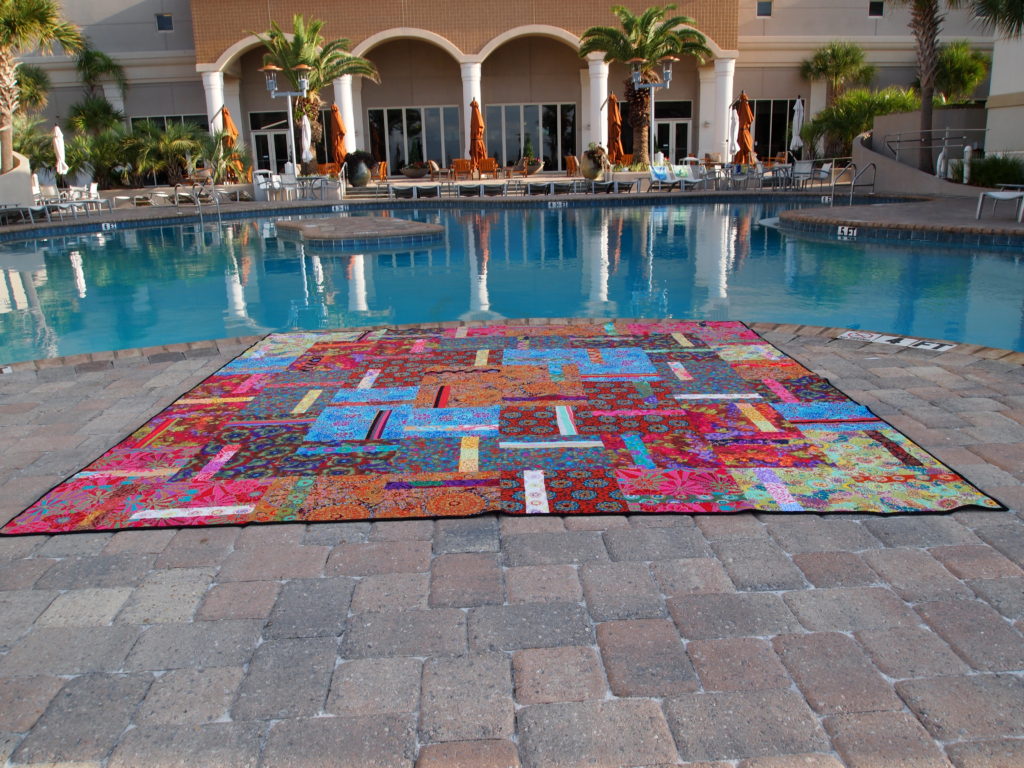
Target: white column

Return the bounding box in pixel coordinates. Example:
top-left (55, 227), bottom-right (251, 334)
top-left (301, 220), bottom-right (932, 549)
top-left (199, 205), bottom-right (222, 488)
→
top-left (697, 66), bottom-right (716, 158)
top-left (101, 83), bottom-right (125, 117)
top-left (579, 69), bottom-right (592, 151)
top-left (333, 75), bottom-right (357, 150)
top-left (351, 77), bottom-right (364, 151)
top-left (201, 71), bottom-right (226, 133)
top-left (460, 61), bottom-right (482, 157)
top-left (808, 79), bottom-right (828, 156)
top-left (713, 57), bottom-right (736, 162)
top-left (588, 57), bottom-right (609, 149)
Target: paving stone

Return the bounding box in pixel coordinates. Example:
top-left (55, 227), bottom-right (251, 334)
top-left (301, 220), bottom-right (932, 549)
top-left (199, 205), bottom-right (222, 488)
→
top-left (0, 558), bottom-right (55, 590)
top-left (862, 548), bottom-right (974, 601)
top-left (855, 626), bottom-right (969, 678)
top-left (518, 700), bottom-right (679, 768)
top-left (791, 552), bottom-right (879, 588)
top-left (687, 638), bottom-right (791, 692)
top-left (233, 636), bottom-right (336, 720)
top-left (0, 624), bottom-right (140, 675)
top-left (967, 578), bottom-right (1024, 619)
top-left (597, 618), bottom-right (697, 696)
top-left (136, 667), bottom-right (245, 725)
top-left (712, 538), bottom-right (807, 591)
top-left (10, 673), bottom-right (151, 765)
top-left (694, 513), bottom-right (766, 540)
top-left (0, 676), bottom-right (65, 731)
top-left (945, 739), bottom-right (1024, 768)
top-left (562, 514), bottom-right (630, 531)
top-left (156, 527), bottom-right (240, 567)
top-left (124, 620), bottom-right (263, 670)
top-left (264, 576), bottom-right (355, 639)
top-left (975, 524), bottom-right (1024, 567)
top-left (36, 587), bottom-right (132, 626)
top-left (651, 558), bottom-right (734, 595)
top-left (303, 521), bottom-right (370, 545)
top-left (783, 587), bottom-right (916, 632)
top-left (580, 562), bottom-right (664, 620)
top-left (234, 523), bottom-right (306, 548)
top-left (433, 516), bottom-right (500, 553)
top-left (663, 690), bottom-right (829, 762)
top-left (511, 646), bottom-right (607, 704)
top-left (107, 723), bottom-right (261, 768)
top-left (369, 519), bottom-right (435, 541)
top-left (668, 593), bottom-right (800, 640)
top-left (468, 603), bottom-right (594, 652)
top-left (35, 532), bottom-right (113, 557)
top-left (500, 516), bottom-right (566, 535)
top-left (353, 572), bottom-right (430, 612)
top-left (767, 520), bottom-right (881, 553)
top-left (503, 532), bottom-right (610, 566)
top-left (197, 580), bottom-right (280, 620)
top-left (929, 544), bottom-right (1023, 579)
top-left (825, 711), bottom-right (955, 768)
top-left (738, 757), bottom-right (844, 768)
top-left (0, 536), bottom-right (44, 560)
top-left (327, 657), bottom-right (423, 716)
top-left (33, 553), bottom-right (156, 588)
top-left (897, 674), bottom-right (1024, 741)
top-left (102, 528), bottom-right (177, 554)
top-left (342, 608), bottom-right (467, 657)
top-left (430, 553), bottom-right (504, 607)
top-left (420, 653), bottom-right (514, 742)
top-left (415, 739), bottom-right (521, 768)
top-left (218, 544), bottom-right (330, 581)
top-left (773, 632), bottom-right (900, 715)
top-left (917, 600), bottom-right (1024, 671)
top-left (603, 526), bottom-right (709, 561)
top-left (505, 565), bottom-right (583, 604)
top-left (863, 516), bottom-right (979, 547)
top-left (262, 714), bottom-right (417, 768)
top-left (116, 567), bottom-right (214, 624)
top-left (327, 540), bottom-right (432, 575)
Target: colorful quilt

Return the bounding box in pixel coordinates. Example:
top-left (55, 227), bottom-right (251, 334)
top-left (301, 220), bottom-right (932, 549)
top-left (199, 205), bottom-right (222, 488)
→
top-left (2, 322), bottom-right (1002, 534)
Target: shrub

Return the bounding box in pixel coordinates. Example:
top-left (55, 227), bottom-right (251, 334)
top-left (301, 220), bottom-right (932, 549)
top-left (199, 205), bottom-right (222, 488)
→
top-left (802, 86), bottom-right (920, 156)
top-left (949, 154), bottom-right (1024, 187)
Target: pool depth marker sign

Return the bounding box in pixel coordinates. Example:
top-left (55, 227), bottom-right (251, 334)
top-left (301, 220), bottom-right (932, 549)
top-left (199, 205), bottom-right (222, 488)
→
top-left (837, 330), bottom-right (956, 352)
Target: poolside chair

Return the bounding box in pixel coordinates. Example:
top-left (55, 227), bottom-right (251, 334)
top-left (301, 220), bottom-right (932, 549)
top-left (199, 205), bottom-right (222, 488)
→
top-left (672, 163), bottom-right (707, 191)
top-left (417, 184), bottom-right (442, 199)
top-left (510, 158), bottom-right (544, 178)
top-left (648, 165), bottom-right (681, 192)
top-left (565, 155), bottom-right (580, 177)
top-left (456, 183), bottom-right (482, 197)
top-left (450, 159), bottom-right (473, 180)
top-left (482, 181), bottom-right (508, 196)
top-left (976, 190), bottom-right (1024, 223)
top-left (477, 158), bottom-right (500, 178)
top-left (374, 162), bottom-right (388, 183)
top-left (526, 181), bottom-right (552, 195)
top-left (389, 184), bottom-right (416, 199)
top-left (620, 154), bottom-right (633, 167)
top-left (791, 160), bottom-right (815, 188)
top-left (428, 160), bottom-right (451, 181)
top-left (551, 180), bottom-right (576, 195)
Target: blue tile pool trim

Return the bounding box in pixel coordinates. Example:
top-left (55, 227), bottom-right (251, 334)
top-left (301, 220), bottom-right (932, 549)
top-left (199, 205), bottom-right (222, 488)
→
top-left (777, 214), bottom-right (1024, 252)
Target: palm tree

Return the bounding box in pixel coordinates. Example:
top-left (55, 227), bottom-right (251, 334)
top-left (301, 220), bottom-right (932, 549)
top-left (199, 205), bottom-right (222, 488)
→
top-left (132, 120), bottom-right (205, 185)
top-left (0, 0), bottom-right (83, 173)
top-left (255, 14), bottom-right (378, 164)
top-left (75, 43), bottom-right (127, 100)
top-left (799, 41), bottom-right (877, 106)
top-left (964, 0), bottom-right (1024, 36)
top-left (15, 63), bottom-right (49, 112)
top-left (67, 94), bottom-right (124, 134)
top-left (579, 4), bottom-right (712, 167)
top-left (934, 40), bottom-right (990, 102)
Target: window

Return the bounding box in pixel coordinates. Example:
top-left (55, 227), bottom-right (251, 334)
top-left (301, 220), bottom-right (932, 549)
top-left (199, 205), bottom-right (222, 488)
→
top-left (868, 1), bottom-right (884, 16)
top-left (368, 106), bottom-right (460, 168)
top-left (155, 14), bottom-right (173, 31)
top-left (756, 1), bottom-right (772, 17)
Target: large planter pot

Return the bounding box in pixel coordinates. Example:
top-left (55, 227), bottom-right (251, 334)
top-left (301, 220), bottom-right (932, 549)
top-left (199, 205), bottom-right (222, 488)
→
top-left (580, 154), bottom-right (604, 181)
top-left (525, 161), bottom-right (544, 176)
top-left (346, 161), bottom-right (372, 187)
top-left (401, 167), bottom-right (429, 179)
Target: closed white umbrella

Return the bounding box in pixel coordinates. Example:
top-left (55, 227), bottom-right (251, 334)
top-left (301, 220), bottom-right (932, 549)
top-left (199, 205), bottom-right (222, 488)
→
top-left (300, 115), bottom-right (314, 164)
top-left (53, 126), bottom-right (69, 175)
top-left (729, 108), bottom-right (739, 156)
top-left (790, 97), bottom-right (805, 154)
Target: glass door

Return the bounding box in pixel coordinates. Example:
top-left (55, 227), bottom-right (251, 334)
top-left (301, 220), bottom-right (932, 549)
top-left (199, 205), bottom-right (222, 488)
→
top-left (253, 131), bottom-right (291, 173)
top-left (655, 120), bottom-right (691, 164)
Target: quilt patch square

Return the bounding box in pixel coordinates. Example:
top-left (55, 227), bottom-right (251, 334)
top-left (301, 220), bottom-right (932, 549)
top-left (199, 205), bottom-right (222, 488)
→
top-left (2, 322), bottom-right (1003, 535)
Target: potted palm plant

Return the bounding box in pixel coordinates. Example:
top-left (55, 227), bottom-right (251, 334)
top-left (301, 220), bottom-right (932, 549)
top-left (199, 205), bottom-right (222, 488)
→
top-left (580, 143), bottom-right (608, 181)
top-left (344, 150), bottom-right (377, 187)
top-left (522, 135), bottom-right (544, 175)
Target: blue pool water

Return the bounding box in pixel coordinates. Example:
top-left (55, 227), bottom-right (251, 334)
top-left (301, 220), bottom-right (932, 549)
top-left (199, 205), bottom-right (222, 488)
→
top-left (1, 202), bottom-right (1022, 364)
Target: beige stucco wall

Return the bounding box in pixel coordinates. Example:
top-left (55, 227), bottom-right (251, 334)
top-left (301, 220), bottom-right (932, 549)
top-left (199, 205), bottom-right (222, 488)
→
top-left (985, 37), bottom-right (1024, 154)
top-left (738, 0), bottom-right (985, 38)
top-left (0, 153), bottom-right (35, 207)
top-left (62, 0), bottom-right (195, 53)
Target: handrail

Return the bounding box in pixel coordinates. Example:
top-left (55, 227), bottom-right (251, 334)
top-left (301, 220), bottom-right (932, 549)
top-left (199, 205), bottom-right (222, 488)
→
top-left (848, 162), bottom-right (876, 205)
top-left (193, 179), bottom-right (222, 224)
top-left (829, 163), bottom-right (856, 206)
top-left (884, 128), bottom-right (987, 162)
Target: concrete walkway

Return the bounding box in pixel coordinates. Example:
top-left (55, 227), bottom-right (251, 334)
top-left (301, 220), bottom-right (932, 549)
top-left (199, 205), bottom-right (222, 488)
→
top-left (0, 322), bottom-right (1022, 768)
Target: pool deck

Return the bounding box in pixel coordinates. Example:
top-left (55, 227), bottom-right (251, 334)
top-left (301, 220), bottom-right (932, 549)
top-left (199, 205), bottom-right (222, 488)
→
top-left (0, 319), bottom-right (1022, 768)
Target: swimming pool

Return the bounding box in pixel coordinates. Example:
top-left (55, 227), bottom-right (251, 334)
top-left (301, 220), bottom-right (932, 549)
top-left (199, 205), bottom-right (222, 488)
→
top-left (1, 201), bottom-right (1022, 365)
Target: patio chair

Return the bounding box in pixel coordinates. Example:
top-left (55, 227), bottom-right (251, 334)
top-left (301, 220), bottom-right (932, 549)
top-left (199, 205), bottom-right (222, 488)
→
top-left (478, 157), bottom-right (500, 178)
top-left (450, 159), bottom-right (473, 180)
top-left (510, 158), bottom-right (544, 178)
top-left (417, 184), bottom-right (442, 199)
top-left (482, 181), bottom-right (508, 196)
top-left (428, 160), bottom-right (451, 181)
top-left (551, 180), bottom-right (576, 195)
top-left (976, 190), bottom-right (1024, 223)
top-left (791, 160), bottom-right (815, 188)
top-left (390, 184), bottom-right (416, 199)
top-left (456, 182), bottom-right (482, 197)
top-left (526, 181), bottom-right (552, 195)
top-left (620, 154), bottom-right (634, 167)
top-left (648, 165), bottom-right (681, 192)
top-left (672, 163), bottom-right (707, 191)
top-left (565, 155), bottom-right (580, 177)
top-left (317, 162), bottom-right (340, 177)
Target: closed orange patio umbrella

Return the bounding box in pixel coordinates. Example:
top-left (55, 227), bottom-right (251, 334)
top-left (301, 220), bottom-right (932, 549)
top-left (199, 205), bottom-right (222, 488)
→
top-left (469, 98), bottom-right (487, 171)
top-left (330, 104), bottom-right (348, 166)
top-left (733, 91), bottom-right (756, 166)
top-left (607, 93), bottom-right (625, 165)
top-left (219, 106), bottom-right (247, 182)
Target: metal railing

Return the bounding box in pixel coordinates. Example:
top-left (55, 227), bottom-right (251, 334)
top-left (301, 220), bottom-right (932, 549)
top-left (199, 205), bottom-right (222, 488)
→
top-left (828, 162), bottom-right (876, 206)
top-left (884, 128), bottom-right (987, 164)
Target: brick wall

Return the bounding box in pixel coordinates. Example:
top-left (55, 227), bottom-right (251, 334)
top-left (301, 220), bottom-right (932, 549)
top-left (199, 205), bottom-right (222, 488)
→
top-left (190, 0), bottom-right (737, 66)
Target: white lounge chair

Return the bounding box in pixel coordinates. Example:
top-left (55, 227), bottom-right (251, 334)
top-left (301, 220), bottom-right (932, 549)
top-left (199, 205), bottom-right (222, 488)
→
top-left (976, 190), bottom-right (1024, 223)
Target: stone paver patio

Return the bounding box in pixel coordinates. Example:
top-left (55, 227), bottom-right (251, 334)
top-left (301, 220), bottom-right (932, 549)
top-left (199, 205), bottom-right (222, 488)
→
top-left (0, 321), bottom-right (1022, 767)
